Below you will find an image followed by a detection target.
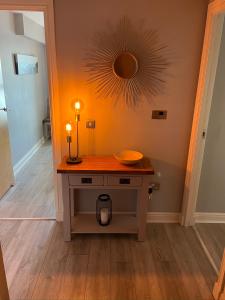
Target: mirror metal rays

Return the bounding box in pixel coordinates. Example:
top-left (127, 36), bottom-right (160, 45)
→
top-left (85, 17), bottom-right (169, 107)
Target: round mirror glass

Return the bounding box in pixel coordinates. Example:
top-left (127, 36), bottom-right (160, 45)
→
top-left (113, 52), bottom-right (138, 79)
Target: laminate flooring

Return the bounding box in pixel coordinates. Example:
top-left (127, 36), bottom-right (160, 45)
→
top-left (0, 142), bottom-right (55, 218)
top-left (196, 223), bottom-right (225, 271)
top-left (0, 221), bottom-right (217, 300)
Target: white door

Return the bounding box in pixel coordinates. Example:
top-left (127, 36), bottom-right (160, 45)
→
top-left (182, 0), bottom-right (225, 225)
top-left (0, 59), bottom-right (14, 198)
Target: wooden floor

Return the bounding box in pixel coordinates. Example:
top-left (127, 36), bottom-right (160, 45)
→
top-left (0, 142), bottom-right (55, 218)
top-left (196, 223), bottom-right (225, 271)
top-left (0, 221), bottom-right (216, 300)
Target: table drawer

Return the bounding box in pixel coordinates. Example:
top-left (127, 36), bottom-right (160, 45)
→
top-left (107, 176), bottom-right (142, 187)
top-left (69, 175), bottom-right (104, 186)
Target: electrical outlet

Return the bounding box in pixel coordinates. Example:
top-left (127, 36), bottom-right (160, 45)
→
top-left (149, 182), bottom-right (160, 190)
top-left (86, 120), bottom-right (95, 129)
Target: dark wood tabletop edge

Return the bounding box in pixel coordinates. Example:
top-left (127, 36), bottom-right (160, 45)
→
top-left (57, 156), bottom-right (154, 175)
top-left (57, 169), bottom-right (154, 175)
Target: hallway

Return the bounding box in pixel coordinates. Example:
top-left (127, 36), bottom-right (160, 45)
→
top-left (0, 142), bottom-right (55, 218)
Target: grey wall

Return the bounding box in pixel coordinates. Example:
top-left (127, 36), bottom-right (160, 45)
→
top-left (0, 11), bottom-right (48, 166)
top-left (54, 0), bottom-right (208, 213)
top-left (197, 21), bottom-right (225, 213)
top-left (14, 13), bottom-right (45, 44)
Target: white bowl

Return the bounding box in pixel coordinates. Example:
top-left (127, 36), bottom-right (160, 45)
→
top-left (114, 150), bottom-right (143, 165)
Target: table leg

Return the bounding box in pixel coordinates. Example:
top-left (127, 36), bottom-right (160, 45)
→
top-left (137, 178), bottom-right (149, 241)
top-left (62, 175), bottom-right (71, 241)
top-left (71, 189), bottom-right (75, 217)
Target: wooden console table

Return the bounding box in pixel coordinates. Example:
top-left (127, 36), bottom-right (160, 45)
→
top-left (57, 156), bottom-right (154, 242)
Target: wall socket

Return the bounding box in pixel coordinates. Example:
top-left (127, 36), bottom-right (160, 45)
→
top-left (149, 182), bottom-right (160, 190)
top-left (152, 110), bottom-right (167, 120)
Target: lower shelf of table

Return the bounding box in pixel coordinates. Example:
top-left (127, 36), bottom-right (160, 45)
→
top-left (71, 214), bottom-right (138, 234)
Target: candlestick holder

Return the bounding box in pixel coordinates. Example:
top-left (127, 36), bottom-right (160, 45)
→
top-left (66, 132), bottom-right (82, 164)
top-left (74, 101), bottom-right (82, 164)
top-left (66, 135), bottom-right (82, 163)
top-left (65, 100), bottom-right (83, 164)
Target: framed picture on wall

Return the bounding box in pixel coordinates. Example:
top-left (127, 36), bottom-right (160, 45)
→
top-left (14, 54), bottom-right (38, 75)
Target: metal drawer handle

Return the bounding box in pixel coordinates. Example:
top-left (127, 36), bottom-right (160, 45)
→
top-left (81, 178), bottom-right (92, 184)
top-left (119, 178), bottom-right (130, 184)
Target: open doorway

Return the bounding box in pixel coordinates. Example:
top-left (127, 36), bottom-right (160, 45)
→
top-left (194, 16), bottom-right (225, 273)
top-left (0, 10), bottom-right (55, 219)
top-left (182, 1), bottom-right (225, 298)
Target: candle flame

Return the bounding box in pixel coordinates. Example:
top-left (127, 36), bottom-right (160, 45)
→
top-left (74, 101), bottom-right (81, 111)
top-left (66, 123), bottom-right (72, 132)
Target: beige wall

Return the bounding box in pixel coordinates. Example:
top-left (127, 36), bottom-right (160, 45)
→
top-left (54, 0), bottom-right (208, 212)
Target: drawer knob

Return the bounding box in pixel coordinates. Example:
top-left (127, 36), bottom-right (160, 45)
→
top-left (81, 178), bottom-right (92, 184)
top-left (119, 178), bottom-right (130, 184)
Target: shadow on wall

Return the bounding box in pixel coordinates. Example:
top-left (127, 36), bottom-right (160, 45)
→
top-left (65, 157), bottom-right (186, 214)
top-left (149, 158), bottom-right (186, 213)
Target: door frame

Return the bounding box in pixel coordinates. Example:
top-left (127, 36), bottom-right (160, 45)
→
top-left (0, 244), bottom-right (9, 300)
top-left (181, 0), bottom-right (225, 226)
top-left (0, 0), bottom-right (62, 221)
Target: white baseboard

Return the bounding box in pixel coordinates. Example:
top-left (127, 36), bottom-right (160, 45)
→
top-left (13, 137), bottom-right (45, 176)
top-left (147, 212), bottom-right (181, 223)
top-left (194, 212), bottom-right (225, 223)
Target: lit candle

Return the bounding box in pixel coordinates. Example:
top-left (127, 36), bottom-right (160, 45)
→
top-left (74, 101), bottom-right (81, 123)
top-left (74, 101), bottom-right (81, 111)
top-left (66, 123), bottom-right (72, 136)
top-left (100, 208), bottom-right (109, 225)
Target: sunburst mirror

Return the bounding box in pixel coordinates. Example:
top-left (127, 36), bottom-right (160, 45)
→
top-left (84, 17), bottom-right (170, 107)
top-left (113, 52), bottom-right (139, 79)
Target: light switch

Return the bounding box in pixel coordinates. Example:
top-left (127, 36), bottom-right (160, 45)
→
top-left (86, 120), bottom-right (96, 128)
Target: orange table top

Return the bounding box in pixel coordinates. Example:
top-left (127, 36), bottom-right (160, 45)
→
top-left (57, 156), bottom-right (154, 175)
